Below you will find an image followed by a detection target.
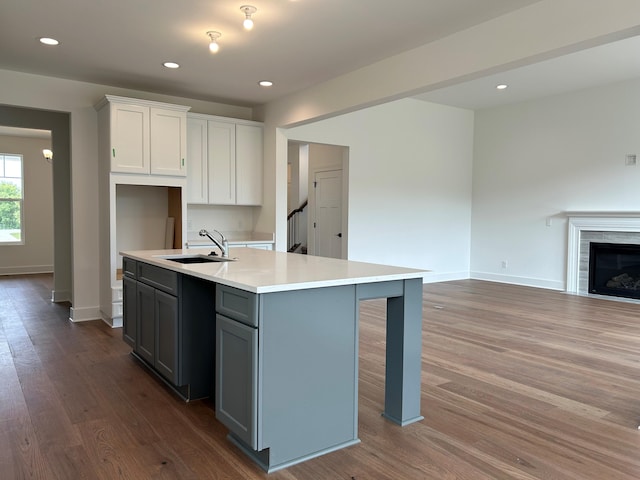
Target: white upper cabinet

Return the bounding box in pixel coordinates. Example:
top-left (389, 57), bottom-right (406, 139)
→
top-left (186, 117), bottom-right (208, 204)
top-left (236, 124), bottom-right (263, 206)
top-left (208, 121), bottom-right (236, 205)
top-left (98, 95), bottom-right (189, 176)
top-left (111, 103), bottom-right (149, 174)
top-left (186, 113), bottom-right (263, 206)
top-left (150, 107), bottom-right (187, 176)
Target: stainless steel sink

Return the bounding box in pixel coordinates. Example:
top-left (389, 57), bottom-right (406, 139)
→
top-left (156, 254), bottom-right (235, 264)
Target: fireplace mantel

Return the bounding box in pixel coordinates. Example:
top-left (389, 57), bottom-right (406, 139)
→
top-left (566, 212), bottom-right (640, 294)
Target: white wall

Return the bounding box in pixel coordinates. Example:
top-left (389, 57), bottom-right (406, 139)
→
top-left (471, 77), bottom-right (640, 289)
top-left (186, 204), bottom-right (258, 240)
top-left (287, 98), bottom-right (474, 281)
top-left (116, 185), bottom-right (170, 268)
top-left (286, 143), bottom-right (310, 213)
top-left (0, 135), bottom-right (54, 274)
top-left (287, 144), bottom-right (298, 213)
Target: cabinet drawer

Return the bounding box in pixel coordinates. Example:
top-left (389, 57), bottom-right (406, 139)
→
top-left (137, 262), bottom-right (178, 295)
top-left (216, 284), bottom-right (258, 327)
top-left (123, 257), bottom-right (137, 278)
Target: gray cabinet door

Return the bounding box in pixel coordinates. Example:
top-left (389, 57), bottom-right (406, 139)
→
top-left (136, 281), bottom-right (155, 365)
top-left (122, 276), bottom-right (137, 347)
top-left (155, 289), bottom-right (179, 384)
top-left (216, 314), bottom-right (258, 449)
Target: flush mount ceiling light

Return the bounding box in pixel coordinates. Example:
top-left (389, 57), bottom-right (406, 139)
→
top-left (258, 80), bottom-right (273, 87)
top-left (240, 5), bottom-right (257, 30)
top-left (496, 84), bottom-right (508, 90)
top-left (39, 37), bottom-right (59, 46)
top-left (163, 61), bottom-right (180, 69)
top-left (207, 31), bottom-right (221, 53)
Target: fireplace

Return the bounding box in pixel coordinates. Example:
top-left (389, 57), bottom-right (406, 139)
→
top-left (566, 214), bottom-right (640, 298)
top-left (588, 242), bottom-right (640, 300)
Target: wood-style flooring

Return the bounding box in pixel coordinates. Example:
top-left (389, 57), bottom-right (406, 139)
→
top-left (1, 274), bottom-right (639, 479)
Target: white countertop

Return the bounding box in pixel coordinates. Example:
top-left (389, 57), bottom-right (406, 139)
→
top-left (121, 247), bottom-right (426, 293)
top-left (186, 230), bottom-right (274, 247)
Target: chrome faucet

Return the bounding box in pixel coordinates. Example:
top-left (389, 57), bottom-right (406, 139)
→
top-left (199, 229), bottom-right (229, 258)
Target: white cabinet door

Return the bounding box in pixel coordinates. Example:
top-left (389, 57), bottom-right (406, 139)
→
top-left (111, 103), bottom-right (149, 174)
top-left (186, 117), bottom-right (208, 203)
top-left (236, 124), bottom-right (263, 206)
top-left (208, 121), bottom-right (236, 205)
top-left (150, 108), bottom-right (187, 176)
top-left (185, 114), bottom-right (263, 206)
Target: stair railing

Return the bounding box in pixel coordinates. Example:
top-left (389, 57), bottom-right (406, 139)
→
top-left (287, 200), bottom-right (308, 252)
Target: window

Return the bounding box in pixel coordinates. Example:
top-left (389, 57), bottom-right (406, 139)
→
top-left (0, 153), bottom-right (24, 244)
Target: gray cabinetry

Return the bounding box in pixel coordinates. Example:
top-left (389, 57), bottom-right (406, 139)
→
top-left (134, 262), bottom-right (177, 379)
top-left (122, 275), bottom-right (137, 347)
top-left (122, 257), bottom-right (138, 347)
top-left (215, 283), bottom-right (361, 472)
top-left (136, 281), bottom-right (156, 365)
top-left (122, 257), bottom-right (215, 400)
top-left (155, 289), bottom-right (179, 383)
top-left (216, 283), bottom-right (258, 326)
top-left (119, 251), bottom-right (423, 473)
top-left (216, 314), bottom-right (258, 448)
top-left (215, 284), bottom-right (259, 448)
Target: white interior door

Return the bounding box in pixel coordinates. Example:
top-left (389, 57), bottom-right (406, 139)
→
top-left (313, 169), bottom-right (342, 259)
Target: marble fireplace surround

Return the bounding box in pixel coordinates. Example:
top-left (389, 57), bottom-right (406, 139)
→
top-left (566, 212), bottom-right (640, 295)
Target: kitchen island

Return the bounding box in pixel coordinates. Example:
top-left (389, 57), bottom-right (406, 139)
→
top-left (121, 247), bottom-right (426, 472)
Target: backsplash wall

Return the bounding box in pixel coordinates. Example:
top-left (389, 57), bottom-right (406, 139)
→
top-left (186, 204), bottom-right (258, 239)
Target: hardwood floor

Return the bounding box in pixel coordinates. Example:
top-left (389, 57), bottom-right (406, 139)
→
top-left (1, 275), bottom-right (639, 479)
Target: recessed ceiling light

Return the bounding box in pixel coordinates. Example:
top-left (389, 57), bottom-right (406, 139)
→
top-left (258, 80), bottom-right (273, 87)
top-left (39, 37), bottom-right (59, 46)
top-left (163, 62), bottom-right (180, 69)
top-left (496, 84), bottom-right (508, 90)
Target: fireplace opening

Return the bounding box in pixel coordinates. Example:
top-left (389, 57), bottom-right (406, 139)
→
top-left (589, 242), bottom-right (640, 300)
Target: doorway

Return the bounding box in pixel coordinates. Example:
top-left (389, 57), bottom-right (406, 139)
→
top-left (0, 105), bottom-right (72, 303)
top-left (287, 141), bottom-right (347, 259)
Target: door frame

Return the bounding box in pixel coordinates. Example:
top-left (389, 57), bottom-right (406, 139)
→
top-left (307, 147), bottom-right (349, 258)
top-left (0, 105), bottom-right (72, 303)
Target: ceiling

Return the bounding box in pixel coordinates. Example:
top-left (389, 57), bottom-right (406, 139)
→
top-left (415, 34), bottom-right (640, 110)
top-left (1, 1), bottom-right (639, 112)
top-left (0, 0), bottom-right (543, 107)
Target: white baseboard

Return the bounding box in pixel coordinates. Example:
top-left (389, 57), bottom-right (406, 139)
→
top-left (107, 316), bottom-right (123, 328)
top-left (422, 271), bottom-right (470, 284)
top-left (69, 305), bottom-right (101, 323)
top-left (0, 265), bottom-right (53, 276)
top-left (52, 289), bottom-right (71, 303)
top-left (98, 310), bottom-right (123, 328)
top-left (470, 271), bottom-right (565, 291)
